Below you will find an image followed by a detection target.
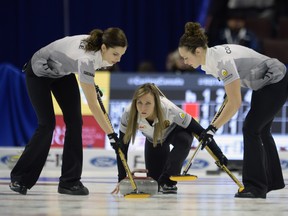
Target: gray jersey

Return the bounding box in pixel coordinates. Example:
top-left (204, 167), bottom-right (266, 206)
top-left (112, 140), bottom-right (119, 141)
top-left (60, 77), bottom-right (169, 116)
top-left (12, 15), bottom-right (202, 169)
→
top-left (201, 44), bottom-right (287, 90)
top-left (120, 96), bottom-right (192, 143)
top-left (31, 35), bottom-right (112, 84)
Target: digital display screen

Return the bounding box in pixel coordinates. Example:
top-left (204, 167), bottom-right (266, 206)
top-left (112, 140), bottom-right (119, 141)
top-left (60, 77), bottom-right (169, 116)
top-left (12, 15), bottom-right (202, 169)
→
top-left (107, 73), bottom-right (288, 160)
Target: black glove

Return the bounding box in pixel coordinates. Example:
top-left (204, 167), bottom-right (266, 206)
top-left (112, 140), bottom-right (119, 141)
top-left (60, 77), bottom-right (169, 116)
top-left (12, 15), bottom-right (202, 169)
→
top-left (217, 154), bottom-right (228, 167)
top-left (206, 141), bottom-right (228, 166)
top-left (199, 124), bottom-right (217, 150)
top-left (108, 132), bottom-right (120, 151)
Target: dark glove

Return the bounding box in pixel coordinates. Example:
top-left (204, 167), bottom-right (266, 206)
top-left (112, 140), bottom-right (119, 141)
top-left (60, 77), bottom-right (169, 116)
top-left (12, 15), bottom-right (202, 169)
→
top-left (217, 154), bottom-right (228, 167)
top-left (199, 124), bottom-right (217, 150)
top-left (206, 141), bottom-right (228, 166)
top-left (108, 132), bottom-right (120, 151)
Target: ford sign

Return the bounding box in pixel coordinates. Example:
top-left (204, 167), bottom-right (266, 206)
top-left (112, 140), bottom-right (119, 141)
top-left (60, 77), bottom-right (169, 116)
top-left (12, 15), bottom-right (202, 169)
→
top-left (90, 157), bottom-right (117, 167)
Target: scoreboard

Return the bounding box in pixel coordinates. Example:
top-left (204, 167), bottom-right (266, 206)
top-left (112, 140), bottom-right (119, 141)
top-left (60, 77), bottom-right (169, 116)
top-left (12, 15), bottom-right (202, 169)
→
top-left (108, 73), bottom-right (288, 159)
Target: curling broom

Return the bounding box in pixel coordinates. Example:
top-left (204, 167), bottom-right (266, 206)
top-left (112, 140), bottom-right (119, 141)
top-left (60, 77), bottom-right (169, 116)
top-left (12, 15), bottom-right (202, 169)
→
top-left (152, 83), bottom-right (198, 181)
top-left (201, 95), bottom-right (244, 192)
top-left (170, 95), bottom-right (227, 181)
top-left (205, 146), bottom-right (244, 192)
top-left (170, 95), bottom-right (244, 191)
top-left (95, 85), bottom-right (150, 198)
top-left (169, 141), bottom-right (200, 181)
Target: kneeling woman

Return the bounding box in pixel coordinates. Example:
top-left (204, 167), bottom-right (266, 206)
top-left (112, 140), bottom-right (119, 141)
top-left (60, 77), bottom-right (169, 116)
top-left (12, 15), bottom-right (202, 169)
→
top-left (112, 83), bottom-right (227, 194)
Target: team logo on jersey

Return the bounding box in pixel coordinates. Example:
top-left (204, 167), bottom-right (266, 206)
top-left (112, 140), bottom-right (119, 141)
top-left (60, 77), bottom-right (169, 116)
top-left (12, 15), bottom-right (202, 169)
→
top-left (179, 112), bottom-right (185, 119)
top-left (163, 120), bottom-right (170, 128)
top-left (221, 69), bottom-right (228, 77)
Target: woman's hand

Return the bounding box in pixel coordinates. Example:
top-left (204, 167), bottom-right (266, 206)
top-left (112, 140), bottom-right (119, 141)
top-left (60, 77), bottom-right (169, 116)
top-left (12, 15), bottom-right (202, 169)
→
top-left (111, 183), bottom-right (120, 194)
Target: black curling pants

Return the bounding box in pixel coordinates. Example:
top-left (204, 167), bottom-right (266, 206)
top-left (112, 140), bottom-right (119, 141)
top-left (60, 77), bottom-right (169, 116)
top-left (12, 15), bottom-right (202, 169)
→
top-left (10, 61), bottom-right (83, 189)
top-left (145, 125), bottom-right (193, 186)
top-left (242, 72), bottom-right (288, 196)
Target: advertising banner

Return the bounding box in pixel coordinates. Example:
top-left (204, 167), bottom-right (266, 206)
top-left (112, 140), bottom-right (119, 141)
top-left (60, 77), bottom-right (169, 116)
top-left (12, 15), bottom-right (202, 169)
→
top-left (51, 72), bottom-right (110, 148)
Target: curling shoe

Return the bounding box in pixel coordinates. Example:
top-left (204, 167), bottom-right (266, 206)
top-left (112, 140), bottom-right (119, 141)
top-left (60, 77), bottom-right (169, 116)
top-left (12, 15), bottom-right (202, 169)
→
top-left (159, 184), bottom-right (178, 194)
top-left (235, 188), bottom-right (266, 199)
top-left (9, 182), bottom-right (27, 195)
top-left (58, 182), bottom-right (89, 195)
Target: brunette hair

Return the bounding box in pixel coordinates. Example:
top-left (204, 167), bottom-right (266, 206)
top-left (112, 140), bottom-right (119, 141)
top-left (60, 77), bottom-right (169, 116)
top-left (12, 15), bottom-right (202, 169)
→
top-left (82, 27), bottom-right (128, 52)
top-left (179, 22), bottom-right (208, 54)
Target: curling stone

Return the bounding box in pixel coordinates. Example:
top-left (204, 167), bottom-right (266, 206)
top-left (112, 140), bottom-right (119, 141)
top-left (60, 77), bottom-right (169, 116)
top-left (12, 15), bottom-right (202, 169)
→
top-left (119, 169), bottom-right (158, 195)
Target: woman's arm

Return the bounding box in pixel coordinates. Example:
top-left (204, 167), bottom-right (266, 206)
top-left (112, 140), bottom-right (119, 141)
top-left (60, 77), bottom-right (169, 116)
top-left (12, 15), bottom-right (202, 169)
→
top-left (80, 81), bottom-right (113, 134)
top-left (212, 78), bottom-right (242, 129)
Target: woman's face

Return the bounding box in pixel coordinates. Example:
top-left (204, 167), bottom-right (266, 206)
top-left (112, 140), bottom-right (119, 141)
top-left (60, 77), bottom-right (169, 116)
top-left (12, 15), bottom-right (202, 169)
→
top-left (136, 93), bottom-right (155, 120)
top-left (178, 47), bottom-right (203, 69)
top-left (101, 44), bottom-right (127, 65)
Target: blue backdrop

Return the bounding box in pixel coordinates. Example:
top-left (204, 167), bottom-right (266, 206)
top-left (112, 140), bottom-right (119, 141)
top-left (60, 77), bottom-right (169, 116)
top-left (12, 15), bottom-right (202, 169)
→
top-left (0, 0), bottom-right (210, 72)
top-left (0, 64), bottom-right (37, 146)
top-left (0, 0), bottom-right (210, 146)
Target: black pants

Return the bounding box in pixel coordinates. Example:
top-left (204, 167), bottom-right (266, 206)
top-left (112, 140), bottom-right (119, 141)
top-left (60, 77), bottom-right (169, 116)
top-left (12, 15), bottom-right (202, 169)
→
top-left (10, 61), bottom-right (83, 189)
top-left (145, 125), bottom-right (193, 186)
top-left (242, 72), bottom-right (288, 195)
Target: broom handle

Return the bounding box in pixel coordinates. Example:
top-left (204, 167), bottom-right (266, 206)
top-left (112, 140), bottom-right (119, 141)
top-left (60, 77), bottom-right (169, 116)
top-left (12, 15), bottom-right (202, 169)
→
top-left (95, 85), bottom-right (139, 193)
top-left (206, 95), bottom-right (244, 191)
top-left (153, 85), bottom-right (244, 190)
top-left (205, 146), bottom-right (244, 191)
top-left (181, 95), bottom-right (227, 174)
top-left (182, 140), bottom-right (202, 174)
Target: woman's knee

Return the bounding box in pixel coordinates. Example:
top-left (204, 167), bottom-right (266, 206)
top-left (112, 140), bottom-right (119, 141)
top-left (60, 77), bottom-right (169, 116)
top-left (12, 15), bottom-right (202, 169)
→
top-left (243, 119), bottom-right (259, 135)
top-left (174, 132), bottom-right (193, 149)
top-left (260, 127), bottom-right (273, 140)
top-left (38, 119), bottom-right (56, 133)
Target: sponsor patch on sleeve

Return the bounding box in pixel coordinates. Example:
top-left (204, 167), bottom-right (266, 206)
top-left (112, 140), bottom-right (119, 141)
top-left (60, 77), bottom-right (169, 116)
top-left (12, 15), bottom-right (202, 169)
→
top-left (83, 71), bottom-right (95, 77)
top-left (221, 69), bottom-right (228, 77)
top-left (179, 112), bottom-right (185, 119)
top-left (179, 112), bottom-right (189, 125)
top-left (217, 59), bottom-right (237, 82)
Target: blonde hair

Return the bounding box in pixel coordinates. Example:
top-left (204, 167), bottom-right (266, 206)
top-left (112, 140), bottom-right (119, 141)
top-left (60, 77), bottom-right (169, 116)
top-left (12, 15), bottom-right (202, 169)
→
top-left (123, 83), bottom-right (166, 147)
top-left (179, 22), bottom-right (208, 54)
